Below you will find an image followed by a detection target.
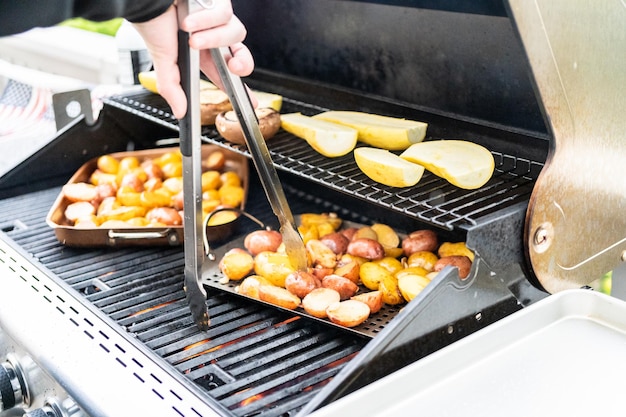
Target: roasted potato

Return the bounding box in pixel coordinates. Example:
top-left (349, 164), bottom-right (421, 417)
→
top-left (326, 300), bottom-right (370, 327)
top-left (359, 261), bottom-right (394, 291)
top-left (322, 274), bottom-right (359, 300)
top-left (253, 251), bottom-right (296, 287)
top-left (219, 248), bottom-right (255, 281)
top-left (302, 288), bottom-right (341, 318)
top-left (244, 230), bottom-right (283, 256)
top-left (401, 229), bottom-right (438, 256)
top-left (258, 285), bottom-right (301, 310)
top-left (438, 241), bottom-right (475, 262)
top-left (351, 290), bottom-right (383, 314)
top-left (406, 250), bottom-right (439, 272)
top-left (347, 238), bottom-right (385, 260)
top-left (434, 255), bottom-right (472, 279)
top-left (285, 270), bottom-right (322, 299)
top-left (319, 232), bottom-right (350, 255)
top-left (306, 239), bottom-right (338, 269)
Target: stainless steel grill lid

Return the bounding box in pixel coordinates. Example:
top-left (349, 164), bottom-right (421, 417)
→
top-left (507, 0), bottom-right (626, 293)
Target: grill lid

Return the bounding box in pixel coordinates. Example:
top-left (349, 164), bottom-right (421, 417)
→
top-left (508, 0), bottom-right (626, 292)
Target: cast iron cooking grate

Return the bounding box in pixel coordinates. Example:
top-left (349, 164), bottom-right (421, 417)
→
top-left (0, 185), bottom-right (369, 417)
top-left (108, 90), bottom-right (543, 231)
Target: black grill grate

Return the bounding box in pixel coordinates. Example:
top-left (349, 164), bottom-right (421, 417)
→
top-left (107, 90), bottom-right (543, 230)
top-left (0, 186), bottom-right (369, 417)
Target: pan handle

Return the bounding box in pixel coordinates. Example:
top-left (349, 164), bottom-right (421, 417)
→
top-left (107, 229), bottom-right (180, 244)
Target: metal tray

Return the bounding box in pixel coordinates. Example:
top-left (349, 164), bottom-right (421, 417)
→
top-left (307, 289), bottom-right (626, 417)
top-left (202, 219), bottom-right (407, 338)
top-left (46, 145), bottom-right (248, 247)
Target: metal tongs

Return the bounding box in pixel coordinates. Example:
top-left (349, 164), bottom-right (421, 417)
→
top-left (209, 47), bottom-right (307, 272)
top-left (178, 0), bottom-right (306, 331)
top-left (178, 0), bottom-right (209, 330)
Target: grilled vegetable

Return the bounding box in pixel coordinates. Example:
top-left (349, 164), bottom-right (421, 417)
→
top-left (313, 111), bottom-right (427, 151)
top-left (354, 147), bottom-right (425, 187)
top-left (326, 299), bottom-right (370, 327)
top-left (280, 112), bottom-right (358, 157)
top-left (215, 108), bottom-right (281, 145)
top-left (400, 140), bottom-right (494, 189)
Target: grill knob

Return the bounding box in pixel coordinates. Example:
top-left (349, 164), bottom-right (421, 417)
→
top-left (24, 397), bottom-right (85, 417)
top-left (0, 354), bottom-right (29, 411)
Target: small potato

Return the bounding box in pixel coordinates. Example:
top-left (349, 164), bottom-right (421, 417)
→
top-left (359, 261), bottom-right (395, 291)
top-left (302, 288), bottom-right (341, 318)
top-left (379, 274), bottom-right (404, 305)
top-left (97, 154), bottom-right (120, 174)
top-left (306, 239), bottom-right (338, 269)
top-left (96, 196), bottom-right (119, 216)
top-left (62, 182), bottom-right (98, 202)
top-left (285, 271), bottom-right (322, 299)
top-left (372, 256), bottom-right (404, 275)
top-left (370, 223), bottom-right (400, 250)
top-left (219, 248), bottom-right (254, 281)
top-left (407, 251), bottom-right (439, 272)
top-left (254, 251), bottom-right (296, 287)
top-left (326, 300), bottom-right (370, 328)
top-left (94, 183), bottom-right (117, 203)
top-left (205, 151), bottom-right (226, 171)
top-left (141, 160), bottom-right (164, 180)
top-left (236, 275), bottom-right (272, 299)
top-left (119, 172), bottom-right (145, 193)
top-left (145, 207), bottom-right (182, 226)
top-left (218, 184), bottom-right (245, 208)
top-left (258, 285), bottom-right (301, 310)
top-left (97, 206), bottom-right (146, 223)
top-left (340, 227), bottom-right (358, 241)
top-left (319, 232), bottom-right (350, 255)
top-left (244, 230), bottom-right (283, 256)
top-left (310, 265), bottom-right (334, 281)
top-left (347, 238), bottom-right (385, 261)
top-left (438, 242), bottom-right (475, 262)
top-left (351, 290), bottom-right (383, 314)
top-left (434, 255), bottom-right (472, 279)
top-left (401, 229), bottom-right (438, 256)
top-left (333, 259), bottom-right (360, 284)
top-left (395, 266), bottom-right (430, 280)
top-left (300, 212), bottom-right (342, 230)
top-left (353, 226), bottom-right (378, 241)
top-left (322, 274), bottom-right (359, 300)
top-left (397, 273), bottom-right (431, 302)
top-left (64, 201), bottom-right (96, 223)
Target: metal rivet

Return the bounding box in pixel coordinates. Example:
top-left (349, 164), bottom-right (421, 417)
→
top-left (532, 222), bottom-right (553, 254)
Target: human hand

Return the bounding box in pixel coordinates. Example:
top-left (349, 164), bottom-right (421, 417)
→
top-left (132, 1), bottom-right (254, 119)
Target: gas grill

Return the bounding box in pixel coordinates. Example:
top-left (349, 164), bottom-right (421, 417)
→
top-left (1, 0), bottom-right (622, 416)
